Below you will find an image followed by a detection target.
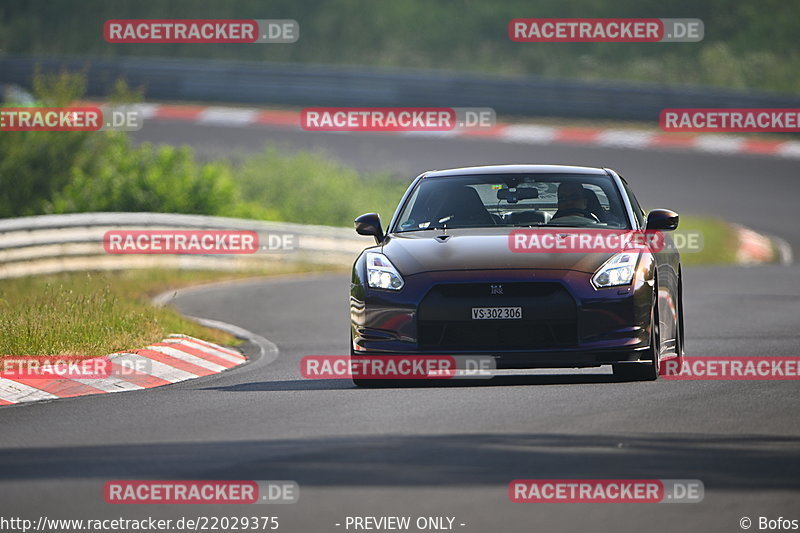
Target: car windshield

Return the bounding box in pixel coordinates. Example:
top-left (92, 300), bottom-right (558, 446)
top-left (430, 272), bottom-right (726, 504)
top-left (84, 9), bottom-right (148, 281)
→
top-left (394, 173), bottom-right (631, 232)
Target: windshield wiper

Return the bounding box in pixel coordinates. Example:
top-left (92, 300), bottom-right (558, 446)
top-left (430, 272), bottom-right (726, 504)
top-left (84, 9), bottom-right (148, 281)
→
top-left (398, 216), bottom-right (454, 232)
top-left (511, 222), bottom-right (548, 228)
top-left (396, 225), bottom-right (446, 233)
top-left (540, 222), bottom-right (598, 227)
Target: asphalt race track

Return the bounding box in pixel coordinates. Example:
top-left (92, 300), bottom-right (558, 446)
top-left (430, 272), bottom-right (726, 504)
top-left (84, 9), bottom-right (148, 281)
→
top-left (1, 121), bottom-right (799, 532)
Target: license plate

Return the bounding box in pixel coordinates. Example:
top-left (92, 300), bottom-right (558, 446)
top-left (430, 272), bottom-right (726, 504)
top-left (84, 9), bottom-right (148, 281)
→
top-left (471, 306), bottom-right (522, 320)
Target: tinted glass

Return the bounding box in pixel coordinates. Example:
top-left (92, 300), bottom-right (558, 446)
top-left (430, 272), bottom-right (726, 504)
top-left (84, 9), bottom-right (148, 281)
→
top-left (395, 173), bottom-right (630, 231)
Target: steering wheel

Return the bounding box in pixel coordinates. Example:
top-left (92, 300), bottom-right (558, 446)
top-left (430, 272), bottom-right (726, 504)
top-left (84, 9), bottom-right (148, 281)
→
top-left (552, 208), bottom-right (601, 223)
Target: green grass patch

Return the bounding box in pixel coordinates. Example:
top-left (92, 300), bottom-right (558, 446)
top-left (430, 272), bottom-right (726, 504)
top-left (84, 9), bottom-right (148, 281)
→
top-left (673, 215), bottom-right (739, 266)
top-left (0, 265), bottom-right (324, 357)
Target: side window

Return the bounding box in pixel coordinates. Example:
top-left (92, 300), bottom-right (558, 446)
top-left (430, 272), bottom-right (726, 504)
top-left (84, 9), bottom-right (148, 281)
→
top-left (621, 179), bottom-right (646, 228)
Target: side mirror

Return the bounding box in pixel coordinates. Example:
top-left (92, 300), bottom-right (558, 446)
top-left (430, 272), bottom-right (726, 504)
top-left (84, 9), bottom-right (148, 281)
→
top-left (646, 209), bottom-right (679, 231)
top-left (355, 213), bottom-right (384, 244)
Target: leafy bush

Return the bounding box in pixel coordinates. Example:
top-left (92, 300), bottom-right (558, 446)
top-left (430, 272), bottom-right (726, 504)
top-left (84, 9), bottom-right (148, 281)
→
top-left (1, 71), bottom-right (410, 226)
top-left (50, 136), bottom-right (240, 216)
top-left (1, 71), bottom-right (240, 217)
top-left (232, 147), bottom-right (409, 226)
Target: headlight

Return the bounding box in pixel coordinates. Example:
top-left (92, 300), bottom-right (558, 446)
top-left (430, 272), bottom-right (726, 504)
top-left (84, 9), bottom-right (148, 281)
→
top-left (365, 251), bottom-right (404, 290)
top-left (591, 251), bottom-right (640, 288)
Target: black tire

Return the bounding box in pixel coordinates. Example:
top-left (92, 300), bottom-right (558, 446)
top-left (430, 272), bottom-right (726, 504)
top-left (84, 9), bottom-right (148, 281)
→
top-left (676, 271), bottom-right (685, 366)
top-left (614, 300), bottom-right (660, 381)
top-left (660, 272), bottom-right (685, 376)
top-left (352, 377), bottom-right (403, 388)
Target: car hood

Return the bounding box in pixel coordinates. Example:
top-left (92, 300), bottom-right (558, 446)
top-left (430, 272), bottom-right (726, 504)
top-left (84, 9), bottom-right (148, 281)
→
top-left (382, 228), bottom-right (617, 276)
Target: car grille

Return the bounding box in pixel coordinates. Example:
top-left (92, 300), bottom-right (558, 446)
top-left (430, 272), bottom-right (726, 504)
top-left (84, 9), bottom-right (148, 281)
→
top-left (417, 282), bottom-right (578, 350)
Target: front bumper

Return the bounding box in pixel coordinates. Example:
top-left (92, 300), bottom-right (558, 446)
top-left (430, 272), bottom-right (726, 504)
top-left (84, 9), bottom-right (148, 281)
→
top-left (351, 268), bottom-right (654, 369)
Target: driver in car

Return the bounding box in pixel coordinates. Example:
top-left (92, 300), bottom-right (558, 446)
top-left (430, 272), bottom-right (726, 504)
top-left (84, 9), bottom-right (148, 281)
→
top-left (550, 182), bottom-right (600, 225)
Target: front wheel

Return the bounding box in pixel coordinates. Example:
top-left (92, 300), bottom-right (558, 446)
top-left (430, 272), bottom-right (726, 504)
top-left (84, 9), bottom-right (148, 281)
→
top-left (613, 302), bottom-right (660, 381)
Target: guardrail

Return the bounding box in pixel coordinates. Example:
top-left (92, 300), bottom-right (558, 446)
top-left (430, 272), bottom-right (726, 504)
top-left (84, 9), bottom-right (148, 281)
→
top-left (0, 213), bottom-right (368, 279)
top-left (3, 55), bottom-right (800, 121)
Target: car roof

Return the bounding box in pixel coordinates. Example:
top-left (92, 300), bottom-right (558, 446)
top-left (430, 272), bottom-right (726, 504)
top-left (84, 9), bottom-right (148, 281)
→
top-left (423, 164), bottom-right (610, 178)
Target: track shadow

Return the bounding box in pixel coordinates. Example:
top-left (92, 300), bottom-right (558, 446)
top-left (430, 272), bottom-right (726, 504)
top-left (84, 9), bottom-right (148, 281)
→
top-left (202, 372), bottom-right (643, 392)
top-left (1, 432), bottom-right (798, 491)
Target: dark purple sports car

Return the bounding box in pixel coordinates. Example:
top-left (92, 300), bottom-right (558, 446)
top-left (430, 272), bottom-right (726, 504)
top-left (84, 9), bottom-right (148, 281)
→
top-left (350, 165), bottom-right (684, 385)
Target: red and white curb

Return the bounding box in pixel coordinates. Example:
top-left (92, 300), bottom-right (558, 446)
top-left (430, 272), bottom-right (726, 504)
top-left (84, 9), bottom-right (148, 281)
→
top-left (734, 225), bottom-right (792, 265)
top-left (117, 102), bottom-right (800, 160)
top-left (0, 335), bottom-right (245, 407)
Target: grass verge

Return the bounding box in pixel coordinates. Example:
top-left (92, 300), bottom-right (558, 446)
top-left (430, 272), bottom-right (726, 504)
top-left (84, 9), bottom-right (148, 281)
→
top-left (0, 265), bottom-right (328, 357)
top-left (674, 215), bottom-right (740, 266)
